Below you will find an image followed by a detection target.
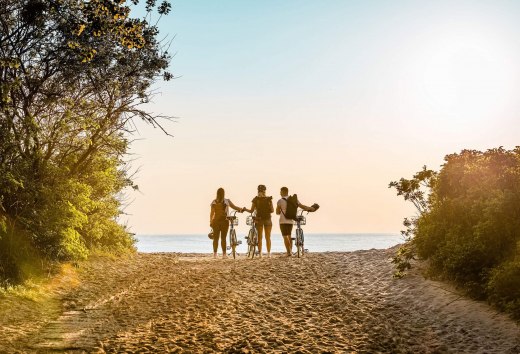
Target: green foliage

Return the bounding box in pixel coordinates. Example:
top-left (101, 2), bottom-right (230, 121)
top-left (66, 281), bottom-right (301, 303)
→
top-left (391, 238), bottom-right (416, 279)
top-left (487, 257), bottom-right (520, 320)
top-left (388, 167), bottom-right (437, 278)
top-left (0, 221), bottom-right (44, 286)
top-left (0, 0), bottom-right (172, 285)
top-left (389, 166), bottom-right (437, 214)
top-left (390, 147), bottom-right (520, 318)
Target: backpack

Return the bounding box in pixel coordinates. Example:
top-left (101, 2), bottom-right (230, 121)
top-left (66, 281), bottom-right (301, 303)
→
top-left (255, 196), bottom-right (272, 218)
top-left (212, 200), bottom-right (227, 221)
top-left (283, 194), bottom-right (298, 220)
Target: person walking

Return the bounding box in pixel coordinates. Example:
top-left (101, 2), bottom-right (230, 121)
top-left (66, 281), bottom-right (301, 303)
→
top-left (276, 186), bottom-right (316, 256)
top-left (210, 188), bottom-right (245, 259)
top-left (244, 184), bottom-right (274, 258)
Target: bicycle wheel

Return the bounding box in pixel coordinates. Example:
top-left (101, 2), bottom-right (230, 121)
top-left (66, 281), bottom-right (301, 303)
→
top-left (247, 229), bottom-right (257, 259)
top-left (246, 229), bottom-right (254, 258)
top-left (231, 229), bottom-right (237, 259)
top-left (253, 232), bottom-right (258, 259)
top-left (296, 228), bottom-right (304, 258)
top-left (300, 230), bottom-right (305, 257)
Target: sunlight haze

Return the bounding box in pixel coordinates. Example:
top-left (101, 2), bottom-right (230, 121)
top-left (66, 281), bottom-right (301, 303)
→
top-left (124, 0), bottom-right (520, 234)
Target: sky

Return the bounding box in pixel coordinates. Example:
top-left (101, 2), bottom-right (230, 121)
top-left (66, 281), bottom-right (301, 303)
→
top-left (124, 0), bottom-right (520, 235)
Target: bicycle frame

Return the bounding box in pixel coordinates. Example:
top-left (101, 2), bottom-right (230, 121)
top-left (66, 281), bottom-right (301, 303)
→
top-left (294, 210), bottom-right (307, 258)
top-left (245, 214), bottom-right (259, 259)
top-left (226, 211), bottom-right (241, 259)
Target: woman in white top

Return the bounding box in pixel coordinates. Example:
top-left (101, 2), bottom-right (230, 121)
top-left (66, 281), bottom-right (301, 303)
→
top-left (210, 187), bottom-right (245, 258)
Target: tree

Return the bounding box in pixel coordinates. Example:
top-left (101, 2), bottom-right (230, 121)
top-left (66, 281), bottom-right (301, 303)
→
top-left (0, 0), bottom-right (172, 284)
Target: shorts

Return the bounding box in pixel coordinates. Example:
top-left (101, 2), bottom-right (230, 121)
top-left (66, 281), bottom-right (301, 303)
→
top-left (279, 224), bottom-right (293, 236)
top-left (210, 218), bottom-right (227, 230)
top-left (255, 217), bottom-right (272, 227)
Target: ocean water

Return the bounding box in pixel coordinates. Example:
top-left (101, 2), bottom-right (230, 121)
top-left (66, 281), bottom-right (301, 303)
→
top-left (135, 233), bottom-right (404, 253)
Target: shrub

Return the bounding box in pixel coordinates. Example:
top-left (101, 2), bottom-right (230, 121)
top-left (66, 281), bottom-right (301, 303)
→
top-left (391, 147), bottom-right (520, 318)
top-left (487, 258), bottom-right (520, 319)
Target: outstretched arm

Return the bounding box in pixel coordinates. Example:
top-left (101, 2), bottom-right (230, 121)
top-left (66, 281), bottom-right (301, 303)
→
top-left (228, 200), bottom-right (245, 212)
top-left (297, 201), bottom-right (315, 212)
top-left (243, 203), bottom-right (256, 214)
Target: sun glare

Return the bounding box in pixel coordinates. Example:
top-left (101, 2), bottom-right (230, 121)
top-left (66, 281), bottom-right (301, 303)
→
top-left (418, 25), bottom-right (517, 122)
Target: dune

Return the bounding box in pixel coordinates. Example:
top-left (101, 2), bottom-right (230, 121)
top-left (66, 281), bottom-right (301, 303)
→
top-left (0, 249), bottom-right (519, 353)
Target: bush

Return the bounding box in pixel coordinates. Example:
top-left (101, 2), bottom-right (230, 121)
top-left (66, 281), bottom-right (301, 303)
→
top-left (0, 223), bottom-right (46, 285)
top-left (391, 147), bottom-right (520, 318)
top-left (487, 258), bottom-right (520, 319)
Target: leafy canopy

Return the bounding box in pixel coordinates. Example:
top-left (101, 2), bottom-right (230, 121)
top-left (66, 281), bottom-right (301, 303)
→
top-left (0, 0), bottom-right (172, 284)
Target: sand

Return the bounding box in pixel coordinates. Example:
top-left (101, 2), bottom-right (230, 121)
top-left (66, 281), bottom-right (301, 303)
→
top-left (0, 249), bottom-right (519, 353)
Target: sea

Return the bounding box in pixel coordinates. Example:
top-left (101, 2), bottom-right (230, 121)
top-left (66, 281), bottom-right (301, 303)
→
top-left (135, 233), bottom-right (404, 253)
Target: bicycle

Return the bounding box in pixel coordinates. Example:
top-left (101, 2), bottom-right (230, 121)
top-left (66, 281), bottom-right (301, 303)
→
top-left (244, 214), bottom-right (259, 259)
top-left (293, 203), bottom-right (319, 258)
top-left (226, 211), bottom-right (241, 259)
top-left (293, 210), bottom-right (308, 258)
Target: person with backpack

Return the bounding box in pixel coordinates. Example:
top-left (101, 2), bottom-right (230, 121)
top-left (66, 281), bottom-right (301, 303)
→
top-left (243, 184), bottom-right (274, 258)
top-left (276, 186), bottom-right (317, 256)
top-left (210, 187), bottom-right (246, 259)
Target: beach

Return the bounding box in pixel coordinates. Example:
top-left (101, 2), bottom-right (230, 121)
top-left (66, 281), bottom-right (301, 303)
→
top-left (1, 249), bottom-right (519, 353)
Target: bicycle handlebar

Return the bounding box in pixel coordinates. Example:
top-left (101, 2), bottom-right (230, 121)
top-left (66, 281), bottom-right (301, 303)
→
top-left (300, 203), bottom-right (320, 215)
top-left (227, 211), bottom-right (239, 225)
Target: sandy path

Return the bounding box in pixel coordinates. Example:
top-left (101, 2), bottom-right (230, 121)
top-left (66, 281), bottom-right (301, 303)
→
top-left (0, 249), bottom-right (519, 353)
